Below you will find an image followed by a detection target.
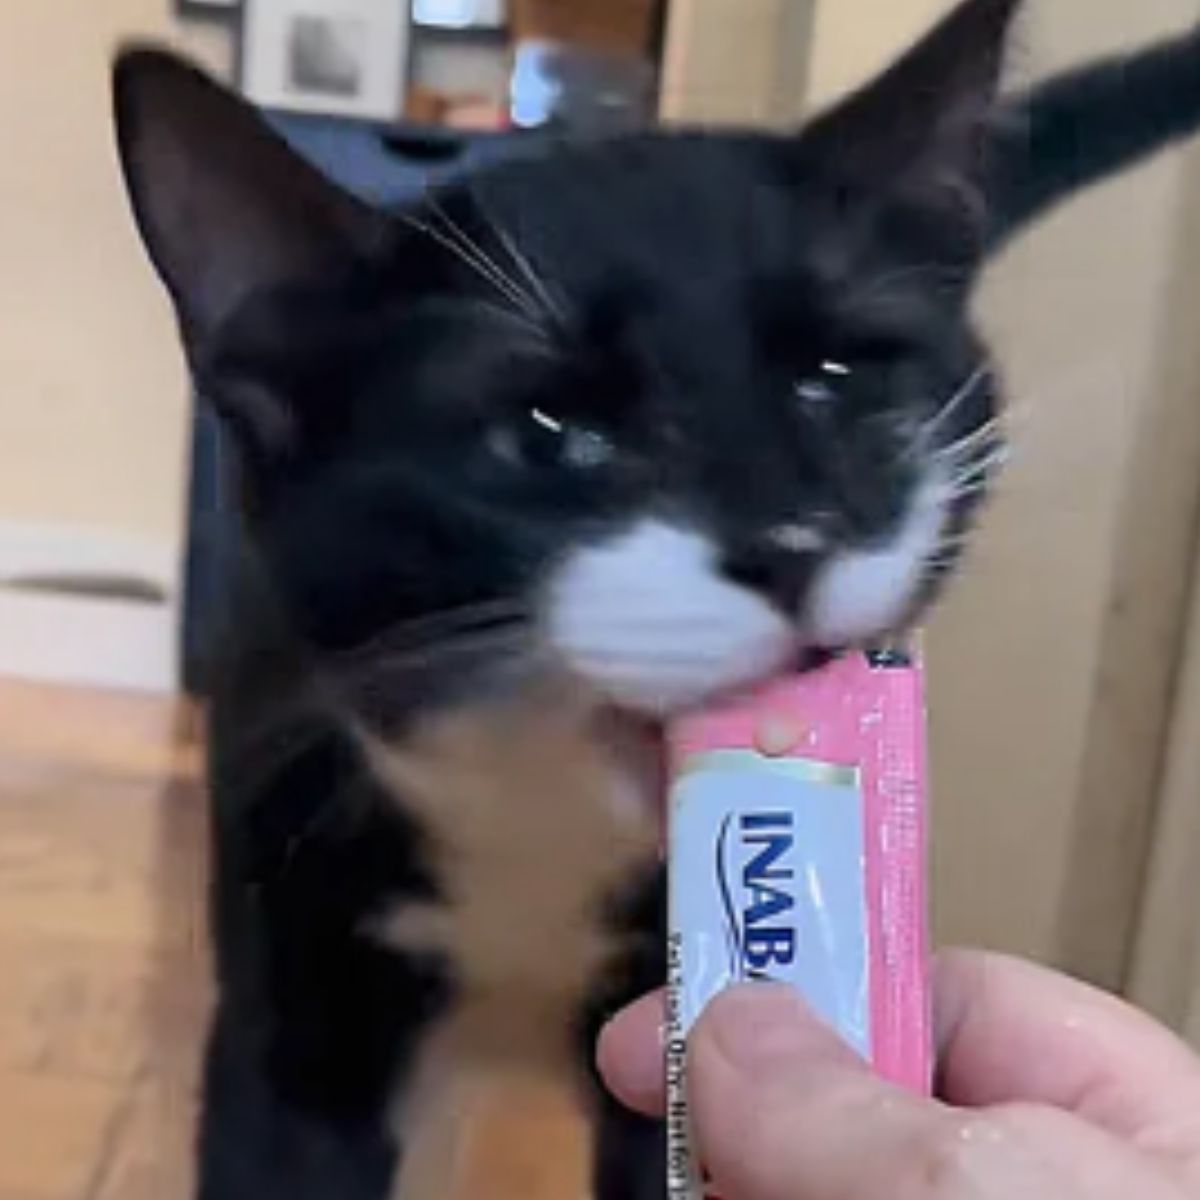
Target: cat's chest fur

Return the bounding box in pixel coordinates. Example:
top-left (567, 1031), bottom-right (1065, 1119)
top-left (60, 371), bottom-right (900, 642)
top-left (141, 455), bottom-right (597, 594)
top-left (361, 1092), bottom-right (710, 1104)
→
top-left (365, 684), bottom-right (658, 1198)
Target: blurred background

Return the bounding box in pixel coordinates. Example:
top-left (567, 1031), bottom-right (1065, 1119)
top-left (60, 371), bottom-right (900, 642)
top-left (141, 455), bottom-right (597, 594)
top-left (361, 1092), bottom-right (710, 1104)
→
top-left (2, 2), bottom-right (1200, 1197)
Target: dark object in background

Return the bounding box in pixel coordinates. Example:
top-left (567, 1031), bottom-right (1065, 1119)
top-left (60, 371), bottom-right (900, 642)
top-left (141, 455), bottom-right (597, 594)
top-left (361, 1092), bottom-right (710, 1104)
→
top-left (176, 0), bottom-right (240, 18)
top-left (510, 0), bottom-right (659, 56)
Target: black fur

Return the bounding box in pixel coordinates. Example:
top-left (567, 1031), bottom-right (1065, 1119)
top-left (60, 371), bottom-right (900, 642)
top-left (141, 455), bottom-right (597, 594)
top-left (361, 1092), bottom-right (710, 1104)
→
top-left (110, 3), bottom-right (1200, 1197)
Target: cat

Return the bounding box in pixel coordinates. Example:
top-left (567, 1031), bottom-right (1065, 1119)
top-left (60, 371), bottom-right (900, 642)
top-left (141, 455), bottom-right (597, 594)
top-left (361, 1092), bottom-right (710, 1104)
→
top-left (111, 2), bottom-right (1200, 1197)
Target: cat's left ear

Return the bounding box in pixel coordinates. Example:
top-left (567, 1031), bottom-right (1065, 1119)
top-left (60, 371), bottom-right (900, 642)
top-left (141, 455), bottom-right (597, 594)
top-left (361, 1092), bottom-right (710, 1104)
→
top-left (798, 0), bottom-right (1022, 240)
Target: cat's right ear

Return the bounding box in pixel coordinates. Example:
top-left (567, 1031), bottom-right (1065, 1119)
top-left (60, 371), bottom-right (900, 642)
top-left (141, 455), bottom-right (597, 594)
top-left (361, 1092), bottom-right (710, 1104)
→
top-left (112, 46), bottom-right (387, 359)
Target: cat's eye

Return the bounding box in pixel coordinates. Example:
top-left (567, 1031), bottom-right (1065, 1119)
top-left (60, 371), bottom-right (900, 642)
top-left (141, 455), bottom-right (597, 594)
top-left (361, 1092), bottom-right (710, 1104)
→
top-left (487, 406), bottom-right (616, 472)
top-left (795, 359), bottom-right (851, 408)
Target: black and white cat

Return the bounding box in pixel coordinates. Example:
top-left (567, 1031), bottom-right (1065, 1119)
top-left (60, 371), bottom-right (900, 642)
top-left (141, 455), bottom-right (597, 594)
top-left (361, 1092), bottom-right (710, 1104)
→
top-left (112, 2), bottom-right (1200, 1197)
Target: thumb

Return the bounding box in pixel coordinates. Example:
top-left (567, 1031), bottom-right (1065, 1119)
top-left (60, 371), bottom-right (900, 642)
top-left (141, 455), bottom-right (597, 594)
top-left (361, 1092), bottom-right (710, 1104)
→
top-left (689, 986), bottom-right (972, 1200)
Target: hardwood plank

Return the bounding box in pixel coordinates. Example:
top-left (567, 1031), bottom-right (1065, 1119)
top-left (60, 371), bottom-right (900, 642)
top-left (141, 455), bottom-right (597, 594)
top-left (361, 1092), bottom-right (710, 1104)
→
top-left (0, 678), bottom-right (200, 781)
top-left (453, 1078), bottom-right (590, 1200)
top-left (0, 678), bottom-right (207, 1200)
top-left (92, 1078), bottom-right (198, 1200)
top-left (0, 1072), bottom-right (119, 1199)
top-left (0, 772), bottom-right (202, 948)
top-left (0, 674), bottom-right (594, 1200)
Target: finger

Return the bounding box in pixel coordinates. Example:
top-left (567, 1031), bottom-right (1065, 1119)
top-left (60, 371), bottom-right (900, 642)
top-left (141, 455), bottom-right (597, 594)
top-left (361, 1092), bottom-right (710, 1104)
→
top-left (692, 985), bottom-right (1182, 1200)
top-left (596, 990), bottom-right (667, 1117)
top-left (689, 984), bottom-right (1016, 1200)
top-left (936, 950), bottom-right (1200, 1170)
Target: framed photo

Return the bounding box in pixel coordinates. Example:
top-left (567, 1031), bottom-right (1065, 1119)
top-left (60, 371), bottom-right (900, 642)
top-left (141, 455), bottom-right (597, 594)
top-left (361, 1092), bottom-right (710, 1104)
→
top-left (240, 0), bottom-right (410, 121)
top-left (176, 0), bottom-right (240, 15)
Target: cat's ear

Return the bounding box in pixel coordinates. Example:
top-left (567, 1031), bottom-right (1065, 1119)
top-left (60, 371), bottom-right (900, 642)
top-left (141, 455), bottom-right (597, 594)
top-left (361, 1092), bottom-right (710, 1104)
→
top-left (800, 0), bottom-right (1021, 217)
top-left (112, 46), bottom-right (387, 357)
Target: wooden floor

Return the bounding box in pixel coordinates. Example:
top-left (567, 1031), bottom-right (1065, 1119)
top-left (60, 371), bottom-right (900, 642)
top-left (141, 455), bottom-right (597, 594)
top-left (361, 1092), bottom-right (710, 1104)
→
top-left (0, 678), bottom-right (590, 1200)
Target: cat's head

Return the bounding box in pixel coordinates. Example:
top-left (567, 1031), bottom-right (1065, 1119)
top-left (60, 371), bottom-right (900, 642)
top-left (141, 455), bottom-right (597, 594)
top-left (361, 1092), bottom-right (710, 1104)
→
top-left (115, 0), bottom-right (1017, 717)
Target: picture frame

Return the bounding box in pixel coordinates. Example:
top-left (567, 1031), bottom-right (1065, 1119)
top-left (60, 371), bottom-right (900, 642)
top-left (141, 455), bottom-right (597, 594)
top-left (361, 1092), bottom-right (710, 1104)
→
top-left (176, 0), bottom-right (240, 17)
top-left (239, 0), bottom-right (411, 122)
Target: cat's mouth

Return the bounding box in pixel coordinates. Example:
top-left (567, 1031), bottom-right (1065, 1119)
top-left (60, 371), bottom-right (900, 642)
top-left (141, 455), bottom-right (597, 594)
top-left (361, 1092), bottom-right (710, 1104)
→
top-left (593, 644), bottom-right (844, 832)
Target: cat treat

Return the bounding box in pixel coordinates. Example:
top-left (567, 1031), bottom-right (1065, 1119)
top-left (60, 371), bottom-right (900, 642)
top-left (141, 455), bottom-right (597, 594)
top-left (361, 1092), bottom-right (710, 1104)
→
top-left (665, 651), bottom-right (931, 1200)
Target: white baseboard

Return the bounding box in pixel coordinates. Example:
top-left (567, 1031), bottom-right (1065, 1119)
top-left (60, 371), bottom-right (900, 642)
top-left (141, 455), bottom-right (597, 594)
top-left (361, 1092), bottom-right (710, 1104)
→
top-left (0, 520), bottom-right (176, 596)
top-left (0, 588), bottom-right (178, 694)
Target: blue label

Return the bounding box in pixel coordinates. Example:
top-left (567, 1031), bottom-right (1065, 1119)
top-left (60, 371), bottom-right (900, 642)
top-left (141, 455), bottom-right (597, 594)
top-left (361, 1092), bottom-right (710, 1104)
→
top-left (670, 752), bottom-right (869, 1052)
top-left (665, 752), bottom-right (869, 1200)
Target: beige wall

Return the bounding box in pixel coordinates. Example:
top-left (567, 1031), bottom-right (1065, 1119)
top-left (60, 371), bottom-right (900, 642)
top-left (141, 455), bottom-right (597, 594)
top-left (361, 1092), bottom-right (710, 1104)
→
top-left (1131, 518), bottom-right (1200, 1037)
top-left (804, 0), bottom-right (952, 107)
top-left (0, 4), bottom-right (231, 569)
top-left (660, 0), bottom-right (815, 127)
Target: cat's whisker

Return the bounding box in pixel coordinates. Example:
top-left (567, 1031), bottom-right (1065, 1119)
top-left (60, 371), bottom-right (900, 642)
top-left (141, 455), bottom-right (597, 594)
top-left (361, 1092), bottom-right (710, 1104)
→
top-left (927, 541), bottom-right (972, 560)
top-left (336, 599), bottom-right (530, 666)
top-left (940, 481), bottom-right (995, 505)
top-left (932, 417), bottom-right (1006, 464)
top-left (937, 456), bottom-right (1004, 491)
top-left (422, 192), bottom-right (524, 278)
top-left (845, 262), bottom-right (974, 310)
top-left (948, 438), bottom-right (1011, 475)
top-left (423, 192), bottom-right (546, 323)
top-left (548, 611), bottom-right (780, 629)
top-left (947, 449), bottom-right (1010, 490)
top-left (941, 392), bottom-right (1041, 459)
top-left (931, 533), bottom-right (976, 551)
top-left (563, 647), bottom-right (759, 670)
top-left (916, 365), bottom-right (993, 446)
top-left (480, 207), bottom-right (568, 330)
top-left (338, 624), bottom-right (533, 686)
top-left (398, 209), bottom-right (543, 327)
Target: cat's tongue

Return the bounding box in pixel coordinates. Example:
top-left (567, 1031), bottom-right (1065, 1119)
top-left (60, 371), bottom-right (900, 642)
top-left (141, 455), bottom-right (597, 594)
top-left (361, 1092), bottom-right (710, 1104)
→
top-left (600, 664), bottom-right (840, 839)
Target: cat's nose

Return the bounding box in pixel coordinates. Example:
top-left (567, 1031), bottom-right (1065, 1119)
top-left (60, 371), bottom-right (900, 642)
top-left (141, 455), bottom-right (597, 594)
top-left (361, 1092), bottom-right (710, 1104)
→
top-left (721, 529), bottom-right (824, 614)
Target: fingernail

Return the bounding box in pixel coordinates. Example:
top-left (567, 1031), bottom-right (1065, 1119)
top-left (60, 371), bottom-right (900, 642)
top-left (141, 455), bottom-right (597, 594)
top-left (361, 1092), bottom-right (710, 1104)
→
top-left (701, 983), bottom-right (819, 1072)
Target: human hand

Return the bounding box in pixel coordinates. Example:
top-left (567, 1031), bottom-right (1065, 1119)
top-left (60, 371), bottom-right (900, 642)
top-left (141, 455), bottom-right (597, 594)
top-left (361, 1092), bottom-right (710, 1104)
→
top-left (597, 951), bottom-right (1200, 1199)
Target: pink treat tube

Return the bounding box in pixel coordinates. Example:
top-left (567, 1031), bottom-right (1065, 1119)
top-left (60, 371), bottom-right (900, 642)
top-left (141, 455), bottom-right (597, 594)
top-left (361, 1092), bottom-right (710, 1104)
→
top-left (664, 651), bottom-right (931, 1200)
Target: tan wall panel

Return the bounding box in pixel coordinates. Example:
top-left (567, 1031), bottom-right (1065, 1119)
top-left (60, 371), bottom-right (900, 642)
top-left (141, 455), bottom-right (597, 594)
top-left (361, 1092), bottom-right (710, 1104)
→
top-left (1130, 525), bottom-right (1200, 1037)
top-left (804, 0), bottom-right (953, 108)
top-left (660, 0), bottom-right (814, 126)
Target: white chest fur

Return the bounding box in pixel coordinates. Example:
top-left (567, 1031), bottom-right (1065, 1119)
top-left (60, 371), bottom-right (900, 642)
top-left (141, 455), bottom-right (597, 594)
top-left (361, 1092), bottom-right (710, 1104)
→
top-left (366, 687), bottom-right (658, 1200)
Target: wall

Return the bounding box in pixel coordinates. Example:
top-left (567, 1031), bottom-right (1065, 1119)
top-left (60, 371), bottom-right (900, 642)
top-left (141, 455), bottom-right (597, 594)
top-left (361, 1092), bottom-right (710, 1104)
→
top-left (0, 4), bottom-right (231, 587)
top-left (804, 0), bottom-right (952, 108)
top-left (1131, 512), bottom-right (1200, 1038)
top-left (660, 0), bottom-right (814, 127)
